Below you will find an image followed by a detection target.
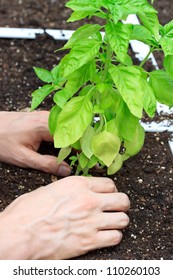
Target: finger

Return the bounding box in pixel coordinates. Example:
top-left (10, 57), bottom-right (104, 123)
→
top-left (98, 212), bottom-right (130, 230)
top-left (31, 110), bottom-right (49, 122)
top-left (86, 177), bottom-right (118, 193)
top-left (38, 130), bottom-right (54, 143)
top-left (100, 192), bottom-right (130, 212)
top-left (31, 111), bottom-right (54, 142)
top-left (93, 230), bottom-right (123, 250)
top-left (22, 148), bottom-right (71, 176)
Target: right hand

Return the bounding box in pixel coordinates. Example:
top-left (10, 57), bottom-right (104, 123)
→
top-left (0, 176), bottom-right (130, 259)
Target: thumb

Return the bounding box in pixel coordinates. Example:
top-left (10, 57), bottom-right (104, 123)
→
top-left (23, 149), bottom-right (71, 176)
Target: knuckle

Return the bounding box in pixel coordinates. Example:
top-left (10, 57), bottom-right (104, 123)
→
top-left (80, 235), bottom-right (95, 252)
top-left (80, 194), bottom-right (99, 210)
top-left (113, 230), bottom-right (123, 245)
top-left (119, 193), bottom-right (130, 210)
top-left (75, 227), bottom-right (97, 253)
top-left (120, 213), bottom-right (130, 227)
top-left (104, 178), bottom-right (116, 191)
top-left (71, 176), bottom-right (89, 189)
top-left (104, 177), bottom-right (114, 185)
top-left (42, 160), bottom-right (51, 173)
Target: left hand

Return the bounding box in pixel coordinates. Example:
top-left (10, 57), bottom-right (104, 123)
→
top-left (0, 111), bottom-right (71, 176)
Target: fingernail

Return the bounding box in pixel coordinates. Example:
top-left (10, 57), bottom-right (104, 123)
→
top-left (57, 165), bottom-right (71, 177)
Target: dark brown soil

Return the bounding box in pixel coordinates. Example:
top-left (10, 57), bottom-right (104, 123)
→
top-left (0, 0), bottom-right (172, 260)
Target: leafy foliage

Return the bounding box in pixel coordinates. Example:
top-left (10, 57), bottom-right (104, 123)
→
top-left (31, 0), bottom-right (173, 175)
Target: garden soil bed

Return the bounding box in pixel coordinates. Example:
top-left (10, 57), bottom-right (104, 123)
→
top-left (0, 0), bottom-right (172, 260)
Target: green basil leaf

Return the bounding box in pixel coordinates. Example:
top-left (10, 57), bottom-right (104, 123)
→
top-left (130, 24), bottom-right (158, 46)
top-left (138, 11), bottom-right (159, 39)
top-left (115, 98), bottom-right (139, 142)
top-left (69, 155), bottom-right (78, 167)
top-left (53, 89), bottom-right (70, 109)
top-left (63, 24), bottom-right (102, 49)
top-left (33, 67), bottom-right (53, 83)
top-left (164, 55), bottom-right (173, 80)
top-left (79, 85), bottom-right (95, 97)
top-left (97, 84), bottom-right (119, 110)
top-left (149, 70), bottom-right (173, 107)
top-left (121, 0), bottom-right (157, 14)
top-left (109, 65), bottom-right (144, 118)
top-left (71, 140), bottom-right (81, 150)
top-left (60, 39), bottom-right (101, 77)
top-left (108, 0), bottom-right (157, 22)
top-left (79, 152), bottom-right (90, 169)
top-left (67, 11), bottom-right (92, 22)
top-left (142, 79), bottom-right (156, 118)
top-left (163, 20), bottom-right (173, 38)
top-left (87, 155), bottom-right (98, 169)
top-left (51, 64), bottom-right (66, 85)
top-left (66, 0), bottom-right (102, 11)
top-left (124, 123), bottom-right (145, 157)
top-left (106, 118), bottom-right (120, 139)
top-left (66, 0), bottom-right (103, 21)
top-left (107, 153), bottom-right (123, 175)
top-left (31, 84), bottom-right (54, 110)
top-left (54, 61), bottom-right (96, 108)
top-left (91, 131), bottom-right (121, 167)
top-left (57, 147), bottom-right (72, 163)
top-left (109, 4), bottom-right (124, 25)
top-left (105, 21), bottom-right (132, 65)
top-left (160, 37), bottom-right (173, 56)
top-left (54, 95), bottom-right (93, 148)
top-left (48, 105), bottom-right (62, 135)
top-left (80, 126), bottom-right (95, 159)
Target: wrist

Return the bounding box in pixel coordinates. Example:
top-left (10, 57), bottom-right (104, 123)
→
top-left (0, 210), bottom-right (31, 259)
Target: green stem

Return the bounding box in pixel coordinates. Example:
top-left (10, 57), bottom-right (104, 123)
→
top-left (102, 43), bottom-right (112, 81)
top-left (139, 47), bottom-right (155, 67)
top-left (75, 169), bottom-right (80, 175)
top-left (95, 114), bottom-right (104, 134)
top-left (103, 114), bottom-right (107, 130)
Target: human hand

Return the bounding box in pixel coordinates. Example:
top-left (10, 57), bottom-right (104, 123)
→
top-left (0, 176), bottom-right (130, 259)
top-left (0, 111), bottom-right (71, 176)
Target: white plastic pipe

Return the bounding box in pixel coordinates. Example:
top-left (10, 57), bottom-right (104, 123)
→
top-left (0, 27), bottom-right (75, 40)
top-left (141, 120), bottom-right (173, 132)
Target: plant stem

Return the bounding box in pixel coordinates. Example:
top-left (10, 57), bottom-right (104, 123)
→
top-left (102, 43), bottom-right (112, 81)
top-left (139, 47), bottom-right (155, 67)
top-left (95, 114), bottom-right (104, 134)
